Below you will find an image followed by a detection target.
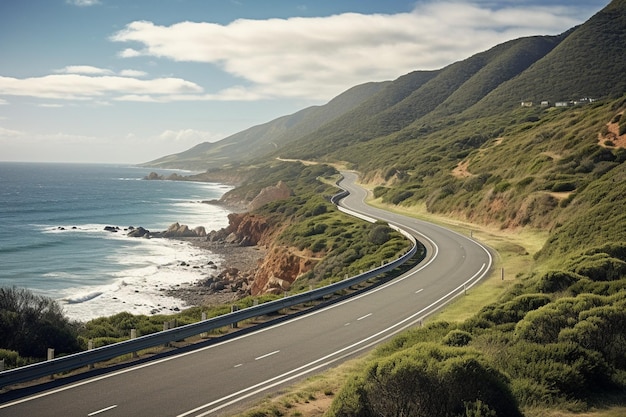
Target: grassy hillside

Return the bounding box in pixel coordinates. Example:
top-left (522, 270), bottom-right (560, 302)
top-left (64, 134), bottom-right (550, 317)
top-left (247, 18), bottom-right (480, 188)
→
top-left (141, 81), bottom-right (387, 170)
top-left (468, 0), bottom-right (626, 116)
top-left (279, 35), bottom-right (562, 161)
top-left (136, 1), bottom-right (626, 415)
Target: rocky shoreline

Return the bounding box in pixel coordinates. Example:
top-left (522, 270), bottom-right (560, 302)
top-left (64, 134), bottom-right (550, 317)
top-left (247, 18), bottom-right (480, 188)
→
top-left (98, 221), bottom-right (269, 310)
top-left (165, 238), bottom-right (267, 308)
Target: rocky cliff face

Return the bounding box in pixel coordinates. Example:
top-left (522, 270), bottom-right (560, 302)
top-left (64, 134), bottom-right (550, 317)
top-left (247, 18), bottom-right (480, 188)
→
top-left (248, 180), bottom-right (292, 211)
top-left (205, 177), bottom-right (325, 296)
top-left (207, 212), bottom-right (319, 295)
top-left (250, 246), bottom-right (318, 295)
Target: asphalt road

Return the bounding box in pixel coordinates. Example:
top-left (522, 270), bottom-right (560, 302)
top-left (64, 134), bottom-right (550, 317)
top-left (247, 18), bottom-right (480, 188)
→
top-left (0, 171), bottom-right (492, 417)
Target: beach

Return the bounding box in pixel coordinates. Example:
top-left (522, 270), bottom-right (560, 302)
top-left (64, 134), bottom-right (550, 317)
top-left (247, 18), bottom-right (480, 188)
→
top-left (165, 238), bottom-right (267, 308)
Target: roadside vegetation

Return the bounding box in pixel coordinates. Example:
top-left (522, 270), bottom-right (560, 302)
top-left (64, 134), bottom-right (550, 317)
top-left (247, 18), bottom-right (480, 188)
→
top-left (3, 4), bottom-right (626, 411)
top-left (0, 162), bottom-right (412, 370)
top-left (228, 95), bottom-right (626, 416)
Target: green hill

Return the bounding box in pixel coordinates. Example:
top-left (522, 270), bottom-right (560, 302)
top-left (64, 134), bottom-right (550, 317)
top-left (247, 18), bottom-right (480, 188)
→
top-left (466, 0), bottom-right (626, 116)
top-left (140, 1), bottom-right (626, 414)
top-left (141, 81), bottom-right (387, 170)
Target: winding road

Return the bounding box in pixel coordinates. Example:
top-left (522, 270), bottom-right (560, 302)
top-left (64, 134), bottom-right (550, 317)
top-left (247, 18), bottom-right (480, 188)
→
top-left (0, 171), bottom-right (492, 417)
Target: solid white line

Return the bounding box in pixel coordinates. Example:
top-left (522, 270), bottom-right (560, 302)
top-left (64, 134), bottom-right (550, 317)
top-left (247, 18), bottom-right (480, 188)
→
top-left (255, 350), bottom-right (279, 361)
top-left (357, 313), bottom-right (372, 321)
top-left (87, 404), bottom-right (117, 416)
top-left (179, 263), bottom-right (490, 417)
top-left (2, 175), bottom-right (495, 417)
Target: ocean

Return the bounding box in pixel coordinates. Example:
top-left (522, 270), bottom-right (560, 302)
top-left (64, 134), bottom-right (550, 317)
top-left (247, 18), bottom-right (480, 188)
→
top-left (0, 162), bottom-right (232, 321)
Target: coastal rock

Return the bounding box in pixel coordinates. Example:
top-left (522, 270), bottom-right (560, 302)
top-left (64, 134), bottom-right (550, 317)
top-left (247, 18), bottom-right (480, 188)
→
top-left (163, 222), bottom-right (196, 238)
top-left (248, 180), bottom-right (292, 211)
top-left (127, 226), bottom-right (150, 237)
top-left (208, 213), bottom-right (273, 246)
top-left (145, 172), bottom-right (162, 180)
top-left (127, 222), bottom-right (207, 239)
top-left (104, 226), bottom-right (119, 232)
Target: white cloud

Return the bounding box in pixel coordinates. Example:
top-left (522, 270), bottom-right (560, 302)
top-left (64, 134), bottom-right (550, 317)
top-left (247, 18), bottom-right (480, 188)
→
top-left (111, 2), bottom-right (583, 101)
top-left (158, 129), bottom-right (223, 143)
top-left (0, 74), bottom-right (202, 100)
top-left (118, 48), bottom-right (143, 58)
top-left (119, 69), bottom-right (147, 77)
top-left (38, 103), bottom-right (64, 108)
top-left (66, 0), bottom-right (100, 6)
top-left (0, 126), bottom-right (25, 137)
top-left (56, 65), bottom-right (113, 75)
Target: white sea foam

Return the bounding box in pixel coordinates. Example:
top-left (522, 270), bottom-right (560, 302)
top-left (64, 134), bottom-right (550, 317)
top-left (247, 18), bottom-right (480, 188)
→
top-left (39, 220), bottom-right (227, 321)
top-left (58, 236), bottom-right (223, 321)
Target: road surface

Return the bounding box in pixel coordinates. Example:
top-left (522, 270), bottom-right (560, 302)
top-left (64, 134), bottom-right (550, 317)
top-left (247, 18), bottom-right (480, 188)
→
top-left (0, 171), bottom-right (492, 417)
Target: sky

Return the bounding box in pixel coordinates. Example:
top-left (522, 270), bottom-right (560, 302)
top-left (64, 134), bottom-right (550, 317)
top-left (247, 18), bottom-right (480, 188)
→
top-left (0, 0), bottom-right (612, 164)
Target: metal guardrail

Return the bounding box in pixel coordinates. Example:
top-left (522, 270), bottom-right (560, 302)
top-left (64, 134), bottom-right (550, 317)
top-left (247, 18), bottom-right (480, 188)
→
top-left (0, 185), bottom-right (417, 388)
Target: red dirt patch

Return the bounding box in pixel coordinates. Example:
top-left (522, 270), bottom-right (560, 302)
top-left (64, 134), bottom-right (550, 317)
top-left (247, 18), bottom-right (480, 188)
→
top-left (599, 111), bottom-right (626, 148)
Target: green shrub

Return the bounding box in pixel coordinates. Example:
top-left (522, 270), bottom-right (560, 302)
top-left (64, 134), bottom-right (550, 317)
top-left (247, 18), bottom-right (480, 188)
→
top-left (535, 270), bottom-right (582, 293)
top-left (478, 294), bottom-right (551, 325)
top-left (504, 342), bottom-right (612, 400)
top-left (443, 330), bottom-right (473, 347)
top-left (0, 348), bottom-right (19, 367)
top-left (566, 253), bottom-right (626, 281)
top-left (0, 286), bottom-right (79, 358)
top-left (328, 344), bottom-right (522, 417)
top-left (368, 224), bottom-right (392, 245)
top-left (551, 181), bottom-right (576, 192)
top-left (559, 303), bottom-right (626, 369)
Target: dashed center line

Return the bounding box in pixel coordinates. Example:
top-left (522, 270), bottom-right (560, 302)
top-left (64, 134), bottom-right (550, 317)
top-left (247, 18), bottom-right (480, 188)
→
top-left (415, 288), bottom-right (424, 294)
top-left (255, 350), bottom-right (280, 361)
top-left (357, 313), bottom-right (372, 321)
top-left (88, 405), bottom-right (118, 416)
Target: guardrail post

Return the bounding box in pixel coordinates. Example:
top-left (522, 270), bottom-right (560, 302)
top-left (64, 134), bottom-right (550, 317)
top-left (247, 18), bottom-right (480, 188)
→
top-left (464, 284), bottom-right (467, 295)
top-left (163, 321), bottom-right (170, 347)
top-left (501, 267), bottom-right (505, 280)
top-left (0, 184), bottom-right (421, 389)
top-left (130, 329), bottom-right (138, 358)
top-left (201, 312), bottom-right (208, 338)
top-left (231, 305), bottom-right (239, 328)
top-left (47, 348), bottom-right (55, 379)
top-left (88, 339), bottom-right (94, 369)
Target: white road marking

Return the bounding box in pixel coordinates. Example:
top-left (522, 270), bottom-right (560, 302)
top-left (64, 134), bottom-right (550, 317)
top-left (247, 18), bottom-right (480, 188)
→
top-left (1, 182), bottom-right (494, 417)
top-left (255, 350), bottom-right (280, 361)
top-left (87, 405), bottom-right (117, 416)
top-left (177, 263), bottom-right (493, 417)
top-left (415, 289), bottom-right (424, 294)
top-left (357, 313), bottom-right (372, 321)
top-left (234, 363), bottom-right (243, 368)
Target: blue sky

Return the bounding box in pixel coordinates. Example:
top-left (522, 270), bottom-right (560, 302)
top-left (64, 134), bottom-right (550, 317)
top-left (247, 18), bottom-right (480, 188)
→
top-left (0, 0), bottom-right (611, 164)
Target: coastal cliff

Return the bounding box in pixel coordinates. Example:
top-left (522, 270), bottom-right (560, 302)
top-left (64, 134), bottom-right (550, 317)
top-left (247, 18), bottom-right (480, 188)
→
top-left (206, 210), bottom-right (319, 296)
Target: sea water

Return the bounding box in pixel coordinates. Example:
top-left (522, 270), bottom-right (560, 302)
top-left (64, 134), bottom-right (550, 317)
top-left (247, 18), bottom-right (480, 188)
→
top-left (0, 162), bottom-right (232, 321)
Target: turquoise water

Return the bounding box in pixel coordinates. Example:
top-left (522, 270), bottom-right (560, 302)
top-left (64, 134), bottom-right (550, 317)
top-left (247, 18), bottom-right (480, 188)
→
top-left (0, 162), bottom-right (231, 321)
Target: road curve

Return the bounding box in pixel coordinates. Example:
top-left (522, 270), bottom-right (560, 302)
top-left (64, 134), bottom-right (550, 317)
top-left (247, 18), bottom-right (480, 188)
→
top-left (0, 172), bottom-right (492, 417)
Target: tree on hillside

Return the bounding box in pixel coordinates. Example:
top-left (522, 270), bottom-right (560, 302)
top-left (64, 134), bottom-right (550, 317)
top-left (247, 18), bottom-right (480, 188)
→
top-left (0, 287), bottom-right (79, 358)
